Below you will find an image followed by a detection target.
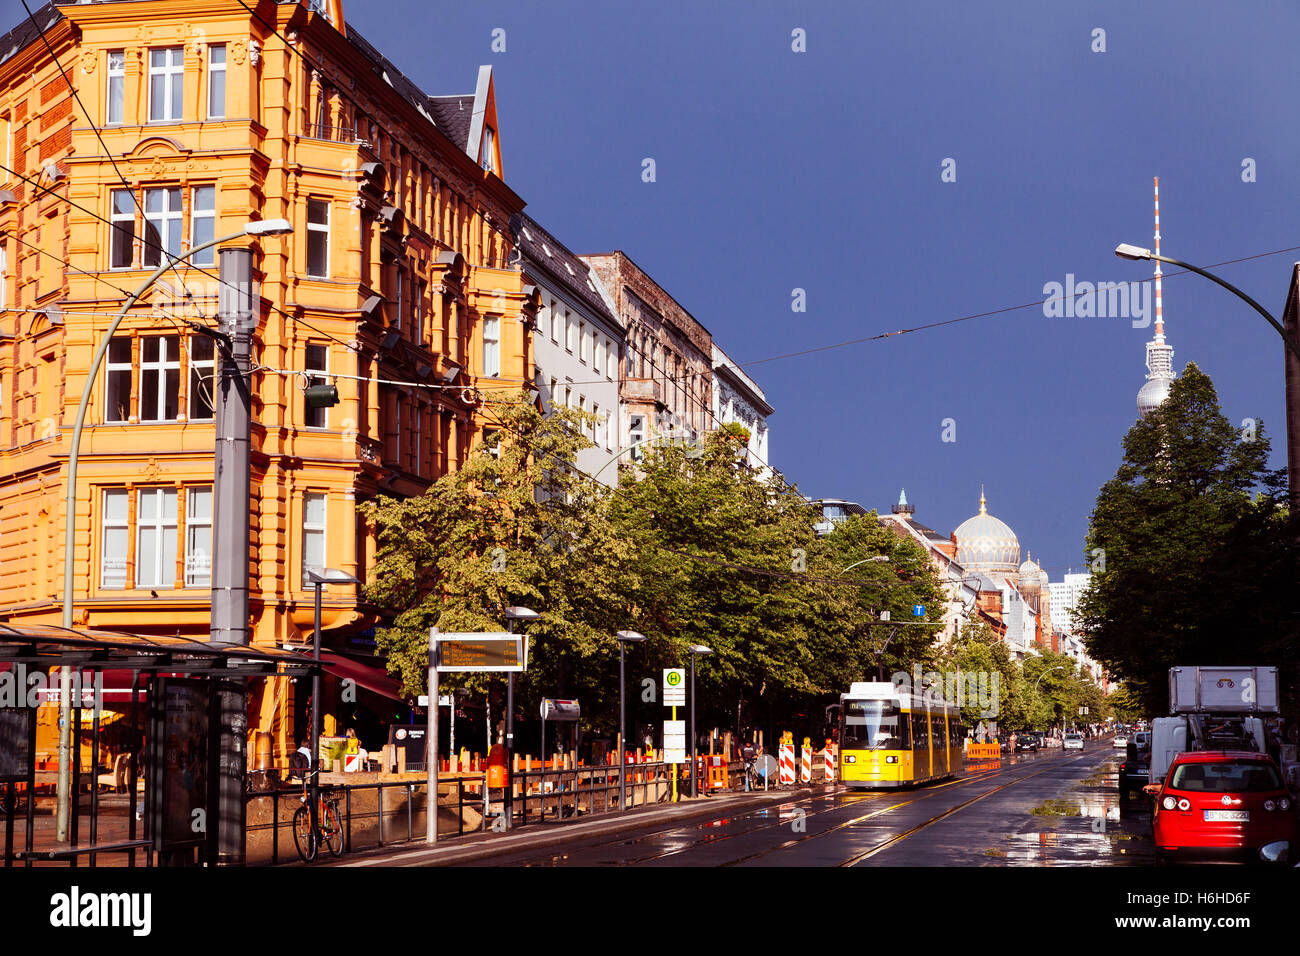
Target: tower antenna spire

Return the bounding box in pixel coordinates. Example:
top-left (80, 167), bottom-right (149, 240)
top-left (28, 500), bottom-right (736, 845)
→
top-left (1137, 175), bottom-right (1176, 418)
top-left (1154, 176), bottom-right (1164, 343)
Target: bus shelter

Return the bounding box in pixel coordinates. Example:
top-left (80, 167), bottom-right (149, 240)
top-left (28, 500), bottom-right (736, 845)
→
top-left (0, 624), bottom-right (315, 867)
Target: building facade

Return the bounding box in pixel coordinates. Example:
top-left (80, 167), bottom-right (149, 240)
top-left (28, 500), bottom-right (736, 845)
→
top-left (712, 343), bottom-right (771, 473)
top-left (0, 0), bottom-right (537, 759)
top-left (581, 251), bottom-right (712, 461)
top-left (510, 212), bottom-right (623, 486)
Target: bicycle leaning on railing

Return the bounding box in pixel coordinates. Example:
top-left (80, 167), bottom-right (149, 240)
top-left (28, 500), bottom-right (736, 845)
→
top-left (293, 769), bottom-right (343, 863)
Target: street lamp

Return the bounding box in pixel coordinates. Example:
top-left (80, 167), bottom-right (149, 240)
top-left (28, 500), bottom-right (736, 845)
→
top-left (688, 644), bottom-right (712, 798)
top-left (1115, 241), bottom-right (1300, 518)
top-left (503, 606), bottom-right (540, 829)
top-left (615, 630), bottom-right (646, 810)
top-left (306, 567), bottom-right (360, 842)
top-left (54, 217), bottom-right (292, 842)
top-left (840, 555), bottom-right (889, 574)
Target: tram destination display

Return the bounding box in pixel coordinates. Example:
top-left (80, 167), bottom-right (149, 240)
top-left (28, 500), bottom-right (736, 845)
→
top-left (432, 632), bottom-right (528, 673)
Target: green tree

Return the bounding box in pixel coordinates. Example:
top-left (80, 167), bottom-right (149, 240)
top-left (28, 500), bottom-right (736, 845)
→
top-left (604, 433), bottom-right (825, 728)
top-left (361, 393), bottom-right (634, 727)
top-left (1076, 363), bottom-right (1297, 715)
top-left (808, 514), bottom-right (946, 684)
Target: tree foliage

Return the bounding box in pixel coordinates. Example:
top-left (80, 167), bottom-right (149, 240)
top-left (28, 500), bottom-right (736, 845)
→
top-left (1076, 363), bottom-right (1297, 715)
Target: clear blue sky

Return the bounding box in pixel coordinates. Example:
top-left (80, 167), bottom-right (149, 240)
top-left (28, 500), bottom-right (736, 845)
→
top-left (14, 0), bottom-right (1300, 578)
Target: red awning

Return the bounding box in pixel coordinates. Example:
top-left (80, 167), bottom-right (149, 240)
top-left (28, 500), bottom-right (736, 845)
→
top-left (318, 650), bottom-right (404, 701)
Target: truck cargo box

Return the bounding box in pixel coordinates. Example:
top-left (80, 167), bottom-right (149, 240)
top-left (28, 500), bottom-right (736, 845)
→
top-left (1167, 666), bottom-right (1278, 714)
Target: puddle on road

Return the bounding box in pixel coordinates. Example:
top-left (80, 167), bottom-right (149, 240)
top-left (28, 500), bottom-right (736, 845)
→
top-left (995, 755), bottom-right (1155, 865)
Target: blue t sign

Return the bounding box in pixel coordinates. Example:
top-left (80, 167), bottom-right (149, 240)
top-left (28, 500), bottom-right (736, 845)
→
top-left (912, 605), bottom-right (924, 618)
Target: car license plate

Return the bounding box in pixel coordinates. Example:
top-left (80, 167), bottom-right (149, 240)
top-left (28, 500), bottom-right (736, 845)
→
top-left (1203, 809), bottom-right (1249, 822)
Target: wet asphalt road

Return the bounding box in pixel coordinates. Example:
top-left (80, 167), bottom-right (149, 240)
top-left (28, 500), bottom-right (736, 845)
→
top-left (456, 740), bottom-right (1156, 866)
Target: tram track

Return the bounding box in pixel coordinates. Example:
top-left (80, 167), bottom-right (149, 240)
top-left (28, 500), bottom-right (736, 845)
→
top-left (717, 749), bottom-right (1101, 867)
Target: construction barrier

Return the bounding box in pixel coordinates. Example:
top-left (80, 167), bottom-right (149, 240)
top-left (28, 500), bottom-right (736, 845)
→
top-left (965, 743), bottom-right (1001, 761)
top-left (823, 743), bottom-right (835, 783)
top-left (779, 742), bottom-right (796, 784)
top-left (800, 739), bottom-right (812, 783)
top-left (705, 755), bottom-right (728, 792)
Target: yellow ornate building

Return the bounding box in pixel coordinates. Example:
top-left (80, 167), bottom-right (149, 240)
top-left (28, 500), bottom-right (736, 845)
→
top-left (0, 0), bottom-right (536, 757)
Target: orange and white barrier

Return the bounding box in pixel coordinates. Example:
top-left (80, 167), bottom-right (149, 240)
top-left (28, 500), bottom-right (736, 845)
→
top-left (779, 742), bottom-right (796, 784)
top-left (800, 745), bottom-right (812, 783)
top-left (823, 744), bottom-right (835, 783)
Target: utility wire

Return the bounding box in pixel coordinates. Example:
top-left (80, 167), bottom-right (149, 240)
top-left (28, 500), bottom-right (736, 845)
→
top-left (738, 244), bottom-right (1300, 370)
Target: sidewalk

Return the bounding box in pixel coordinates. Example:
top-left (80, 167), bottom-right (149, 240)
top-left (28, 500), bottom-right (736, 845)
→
top-left (330, 781), bottom-right (828, 867)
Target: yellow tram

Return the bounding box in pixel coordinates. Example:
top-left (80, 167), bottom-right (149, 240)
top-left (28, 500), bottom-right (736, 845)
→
top-left (838, 681), bottom-right (963, 788)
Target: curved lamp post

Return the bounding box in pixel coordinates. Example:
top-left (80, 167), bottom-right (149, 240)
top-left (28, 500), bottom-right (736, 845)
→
top-left (615, 630), bottom-right (646, 809)
top-left (54, 218), bottom-right (292, 841)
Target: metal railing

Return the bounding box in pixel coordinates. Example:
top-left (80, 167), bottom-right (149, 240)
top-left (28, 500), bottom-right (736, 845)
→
top-left (246, 775), bottom-right (491, 865)
top-left (249, 757), bottom-right (797, 864)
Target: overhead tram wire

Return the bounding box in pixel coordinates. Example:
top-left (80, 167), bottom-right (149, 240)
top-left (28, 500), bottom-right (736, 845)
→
top-left (736, 243), bottom-right (1300, 370)
top-left (19, 0), bottom-right (208, 323)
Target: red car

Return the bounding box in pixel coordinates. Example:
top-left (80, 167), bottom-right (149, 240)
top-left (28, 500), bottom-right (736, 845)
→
top-left (1150, 750), bottom-right (1296, 864)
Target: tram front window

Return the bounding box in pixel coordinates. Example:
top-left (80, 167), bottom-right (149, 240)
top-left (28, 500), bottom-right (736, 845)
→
top-left (842, 701), bottom-right (906, 750)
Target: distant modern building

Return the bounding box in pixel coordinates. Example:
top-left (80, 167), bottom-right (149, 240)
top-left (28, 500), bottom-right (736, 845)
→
top-left (510, 212), bottom-right (624, 486)
top-left (1048, 571), bottom-right (1093, 633)
top-left (712, 344), bottom-right (772, 473)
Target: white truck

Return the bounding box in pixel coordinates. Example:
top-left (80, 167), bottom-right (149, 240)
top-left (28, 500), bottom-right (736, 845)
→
top-left (1148, 666), bottom-right (1279, 786)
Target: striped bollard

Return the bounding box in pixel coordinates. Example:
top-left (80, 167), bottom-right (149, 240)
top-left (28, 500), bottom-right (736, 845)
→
top-left (800, 744), bottom-right (812, 783)
top-left (779, 742), bottom-right (795, 784)
top-left (823, 743), bottom-right (835, 783)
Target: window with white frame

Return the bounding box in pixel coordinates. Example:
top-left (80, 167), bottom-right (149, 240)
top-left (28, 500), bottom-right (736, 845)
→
top-left (566, 311), bottom-right (576, 352)
top-left (148, 47), bottom-right (184, 122)
top-left (302, 493), bottom-right (327, 587)
top-left (110, 189), bottom-right (135, 269)
top-left (579, 323), bottom-right (589, 364)
top-left (135, 487), bottom-right (178, 588)
top-left (483, 315), bottom-right (500, 377)
top-left (207, 44), bottom-right (226, 119)
top-left (190, 185), bottom-right (215, 266)
top-left (551, 301), bottom-right (561, 343)
top-left (106, 51), bottom-right (125, 124)
top-left (185, 486), bottom-right (212, 586)
top-left (594, 402), bottom-right (603, 447)
top-left (594, 336), bottom-right (604, 375)
top-left (105, 336), bottom-right (132, 421)
top-left (304, 343), bottom-right (329, 428)
top-left (415, 279), bottom-right (426, 343)
top-left (142, 187), bottom-right (182, 267)
top-left (100, 489), bottom-right (129, 589)
top-left (307, 199), bottom-right (330, 277)
top-left (139, 335), bottom-right (181, 421)
top-left (480, 127), bottom-right (496, 173)
top-left (607, 341), bottom-right (617, 380)
top-left (188, 336), bottom-right (215, 420)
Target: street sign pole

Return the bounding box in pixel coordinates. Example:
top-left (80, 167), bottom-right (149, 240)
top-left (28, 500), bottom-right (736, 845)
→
top-left (426, 628), bottom-right (439, 844)
top-left (671, 705), bottom-right (678, 802)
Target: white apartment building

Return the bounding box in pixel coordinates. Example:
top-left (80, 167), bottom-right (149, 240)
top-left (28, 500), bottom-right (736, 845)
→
top-left (511, 213), bottom-right (624, 486)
